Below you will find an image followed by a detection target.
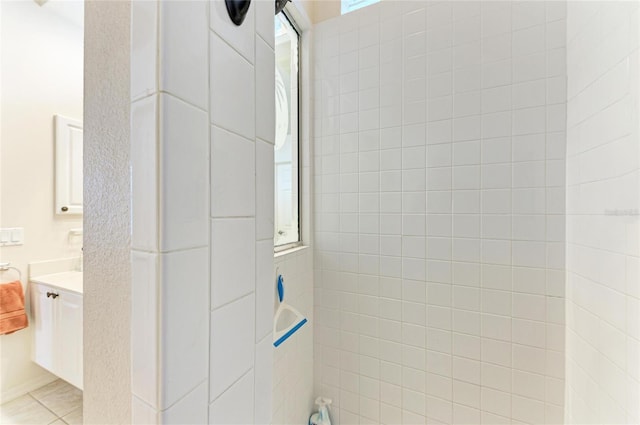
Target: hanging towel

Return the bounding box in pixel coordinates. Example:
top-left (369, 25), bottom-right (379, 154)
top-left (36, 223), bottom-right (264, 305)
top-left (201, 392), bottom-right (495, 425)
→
top-left (0, 281), bottom-right (28, 335)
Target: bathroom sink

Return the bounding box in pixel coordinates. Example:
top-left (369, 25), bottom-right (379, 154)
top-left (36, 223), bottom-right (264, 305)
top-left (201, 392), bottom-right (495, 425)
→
top-left (31, 271), bottom-right (83, 295)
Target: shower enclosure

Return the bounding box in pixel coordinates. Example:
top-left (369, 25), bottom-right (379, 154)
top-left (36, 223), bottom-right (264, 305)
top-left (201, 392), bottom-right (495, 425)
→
top-left (309, 1), bottom-right (639, 424)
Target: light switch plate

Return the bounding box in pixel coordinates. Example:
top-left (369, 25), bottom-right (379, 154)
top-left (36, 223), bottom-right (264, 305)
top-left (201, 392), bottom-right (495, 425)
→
top-left (0, 228), bottom-right (24, 246)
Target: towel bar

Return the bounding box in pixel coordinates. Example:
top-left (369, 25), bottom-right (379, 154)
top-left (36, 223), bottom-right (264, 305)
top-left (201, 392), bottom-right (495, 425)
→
top-left (0, 262), bottom-right (21, 282)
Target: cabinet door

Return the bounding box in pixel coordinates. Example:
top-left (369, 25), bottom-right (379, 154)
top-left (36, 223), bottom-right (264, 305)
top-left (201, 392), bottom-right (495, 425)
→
top-left (55, 290), bottom-right (83, 389)
top-left (31, 284), bottom-right (55, 372)
top-left (55, 115), bottom-right (83, 215)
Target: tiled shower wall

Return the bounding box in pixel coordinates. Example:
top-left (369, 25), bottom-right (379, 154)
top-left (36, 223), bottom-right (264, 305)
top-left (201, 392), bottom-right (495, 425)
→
top-left (130, 1), bottom-right (275, 422)
top-left (272, 14), bottom-right (317, 423)
top-left (312, 1), bottom-right (567, 423)
top-left (565, 2), bottom-right (640, 423)
top-left (272, 248), bottom-right (315, 424)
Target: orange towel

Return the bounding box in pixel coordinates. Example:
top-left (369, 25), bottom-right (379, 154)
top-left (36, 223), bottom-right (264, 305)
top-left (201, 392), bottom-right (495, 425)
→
top-left (0, 280), bottom-right (28, 335)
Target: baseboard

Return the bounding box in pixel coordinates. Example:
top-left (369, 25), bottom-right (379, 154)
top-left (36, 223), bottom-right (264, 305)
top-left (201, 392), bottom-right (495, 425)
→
top-left (0, 373), bottom-right (58, 404)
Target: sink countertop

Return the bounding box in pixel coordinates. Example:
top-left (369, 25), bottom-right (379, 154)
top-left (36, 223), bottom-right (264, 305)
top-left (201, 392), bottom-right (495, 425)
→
top-left (31, 271), bottom-right (83, 295)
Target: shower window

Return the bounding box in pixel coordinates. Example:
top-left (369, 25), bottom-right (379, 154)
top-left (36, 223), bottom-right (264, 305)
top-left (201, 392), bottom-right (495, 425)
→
top-left (274, 12), bottom-right (300, 249)
top-left (341, 0), bottom-right (380, 14)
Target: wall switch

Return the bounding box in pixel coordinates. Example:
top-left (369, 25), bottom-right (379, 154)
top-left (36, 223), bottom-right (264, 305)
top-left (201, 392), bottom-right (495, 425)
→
top-left (0, 228), bottom-right (24, 246)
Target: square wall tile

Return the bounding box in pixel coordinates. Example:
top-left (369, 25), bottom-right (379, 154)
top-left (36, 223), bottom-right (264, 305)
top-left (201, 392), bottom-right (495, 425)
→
top-left (131, 96), bottom-right (158, 251)
top-left (209, 369), bottom-right (255, 424)
top-left (210, 32), bottom-right (256, 140)
top-left (211, 126), bottom-right (255, 217)
top-left (160, 94), bottom-right (209, 251)
top-left (210, 295), bottom-right (256, 401)
top-left (160, 248), bottom-right (210, 408)
top-left (159, 0), bottom-right (208, 110)
top-left (211, 218), bottom-right (256, 308)
top-left (210, 0), bottom-right (255, 63)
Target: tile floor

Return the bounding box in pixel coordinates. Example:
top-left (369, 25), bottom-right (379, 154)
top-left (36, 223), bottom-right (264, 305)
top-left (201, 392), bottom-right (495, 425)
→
top-left (0, 380), bottom-right (82, 425)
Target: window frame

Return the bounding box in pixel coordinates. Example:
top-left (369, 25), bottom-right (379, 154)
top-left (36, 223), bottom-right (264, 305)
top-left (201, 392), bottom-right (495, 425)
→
top-left (274, 10), bottom-right (302, 253)
top-left (341, 0), bottom-right (381, 15)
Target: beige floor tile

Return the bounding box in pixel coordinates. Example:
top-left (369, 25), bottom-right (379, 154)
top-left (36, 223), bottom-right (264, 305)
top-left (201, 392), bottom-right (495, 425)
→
top-left (0, 394), bottom-right (57, 425)
top-left (30, 380), bottom-right (82, 417)
top-left (62, 407), bottom-right (82, 425)
top-left (49, 420), bottom-right (66, 425)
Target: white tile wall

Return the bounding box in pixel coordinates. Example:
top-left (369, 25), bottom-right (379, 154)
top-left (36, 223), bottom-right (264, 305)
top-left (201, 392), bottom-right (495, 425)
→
top-left (211, 218), bottom-right (256, 308)
top-left (161, 382), bottom-right (209, 424)
top-left (256, 139), bottom-right (276, 240)
top-left (312, 2), bottom-right (566, 424)
top-left (256, 37), bottom-right (276, 144)
top-left (131, 95), bottom-right (159, 252)
top-left (211, 126), bottom-right (256, 217)
top-left (210, 294), bottom-right (255, 400)
top-left (130, 0), bottom-right (275, 423)
top-left (159, 0), bottom-right (209, 110)
top-left (159, 94), bottom-right (209, 251)
top-left (255, 336), bottom-right (275, 424)
top-left (566, 2), bottom-right (640, 424)
top-left (210, 32), bottom-right (256, 141)
top-left (131, 251), bottom-right (159, 408)
top-left (130, 1), bottom-right (640, 424)
top-left (160, 248), bottom-right (209, 408)
top-left (209, 370), bottom-right (255, 424)
top-left (270, 10), bottom-right (317, 423)
top-left (131, 0), bottom-right (157, 101)
top-left (272, 248), bottom-right (315, 425)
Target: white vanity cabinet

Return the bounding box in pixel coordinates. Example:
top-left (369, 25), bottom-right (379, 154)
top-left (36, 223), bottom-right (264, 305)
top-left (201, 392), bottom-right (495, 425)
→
top-left (30, 276), bottom-right (83, 390)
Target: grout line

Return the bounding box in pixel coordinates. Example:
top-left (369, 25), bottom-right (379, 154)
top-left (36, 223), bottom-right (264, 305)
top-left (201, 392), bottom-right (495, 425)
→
top-left (448, 4), bottom-right (455, 419)
top-left (209, 368), bottom-right (255, 405)
top-left (210, 121), bottom-right (257, 145)
top-left (28, 393), bottom-right (66, 423)
top-left (210, 25), bottom-right (256, 67)
top-left (251, 9), bottom-right (258, 424)
top-left (131, 245), bottom-right (209, 255)
top-left (155, 90), bottom-right (208, 114)
top-left (210, 291), bottom-right (255, 313)
top-left (206, 0), bottom-right (212, 420)
top-left (155, 378), bottom-right (208, 414)
top-left (210, 215), bottom-right (257, 220)
top-left (153, 1), bottom-right (163, 413)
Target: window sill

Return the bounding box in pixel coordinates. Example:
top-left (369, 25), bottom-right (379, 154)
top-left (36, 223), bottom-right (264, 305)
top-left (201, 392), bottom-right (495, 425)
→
top-left (274, 244), bottom-right (309, 258)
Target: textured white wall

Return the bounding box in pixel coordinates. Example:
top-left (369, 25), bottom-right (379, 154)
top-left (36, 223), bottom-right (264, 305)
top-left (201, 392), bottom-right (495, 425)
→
top-left (312, 2), bottom-right (567, 423)
top-left (83, 0), bottom-right (132, 422)
top-left (565, 2), bottom-right (640, 423)
top-left (0, 0), bottom-right (83, 401)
